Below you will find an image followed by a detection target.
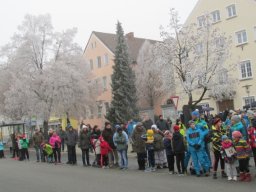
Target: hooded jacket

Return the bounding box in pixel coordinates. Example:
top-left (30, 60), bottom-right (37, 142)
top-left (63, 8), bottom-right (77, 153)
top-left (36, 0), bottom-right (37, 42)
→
top-left (172, 132), bottom-right (185, 154)
top-left (230, 122), bottom-right (247, 140)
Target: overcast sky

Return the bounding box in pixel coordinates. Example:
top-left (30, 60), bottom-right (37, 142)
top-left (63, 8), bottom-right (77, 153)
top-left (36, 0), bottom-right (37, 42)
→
top-left (0, 0), bottom-right (198, 48)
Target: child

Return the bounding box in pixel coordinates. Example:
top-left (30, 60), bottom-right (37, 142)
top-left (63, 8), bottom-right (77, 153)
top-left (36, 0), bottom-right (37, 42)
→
top-left (0, 141), bottom-right (5, 158)
top-left (163, 130), bottom-right (175, 174)
top-left (173, 125), bottom-right (186, 175)
top-left (19, 134), bottom-right (29, 161)
top-left (142, 126), bottom-right (155, 172)
top-left (221, 135), bottom-right (237, 181)
top-left (99, 136), bottom-right (112, 168)
top-left (49, 131), bottom-right (62, 164)
top-left (91, 134), bottom-right (101, 167)
top-left (232, 131), bottom-right (252, 182)
top-left (41, 143), bottom-right (53, 163)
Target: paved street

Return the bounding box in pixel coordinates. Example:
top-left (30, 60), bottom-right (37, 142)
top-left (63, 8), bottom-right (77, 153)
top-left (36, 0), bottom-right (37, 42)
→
top-left (0, 150), bottom-right (255, 192)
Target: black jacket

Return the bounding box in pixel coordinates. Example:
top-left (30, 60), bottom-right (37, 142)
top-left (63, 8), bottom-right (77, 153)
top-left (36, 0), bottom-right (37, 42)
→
top-left (172, 132), bottom-right (185, 154)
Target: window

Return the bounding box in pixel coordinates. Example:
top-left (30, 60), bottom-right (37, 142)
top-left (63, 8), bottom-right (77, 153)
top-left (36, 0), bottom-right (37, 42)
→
top-left (89, 107), bottom-right (94, 119)
top-left (244, 96), bottom-right (255, 106)
top-left (195, 43), bottom-right (203, 54)
top-left (97, 104), bottom-right (102, 118)
top-left (227, 4), bottom-right (236, 18)
top-left (211, 10), bottom-right (221, 23)
top-left (90, 59), bottom-right (93, 70)
top-left (91, 43), bottom-right (94, 49)
top-left (104, 54), bottom-right (109, 65)
top-left (240, 60), bottom-right (252, 79)
top-left (236, 30), bottom-right (247, 45)
top-left (102, 76), bottom-right (107, 91)
top-left (97, 56), bottom-right (101, 68)
top-left (197, 16), bottom-right (205, 27)
top-left (218, 70), bottom-right (228, 84)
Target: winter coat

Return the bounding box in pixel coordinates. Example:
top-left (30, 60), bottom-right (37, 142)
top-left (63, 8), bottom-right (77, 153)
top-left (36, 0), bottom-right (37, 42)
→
top-left (230, 122), bottom-right (247, 140)
top-left (163, 138), bottom-right (174, 156)
top-left (43, 144), bottom-right (53, 156)
top-left (66, 129), bottom-right (78, 146)
top-left (211, 125), bottom-right (226, 152)
top-left (186, 127), bottom-right (205, 152)
top-left (127, 121), bottom-right (136, 136)
top-left (156, 119), bottom-right (169, 131)
top-left (153, 132), bottom-right (164, 151)
top-left (58, 130), bottom-right (67, 140)
top-left (49, 135), bottom-right (61, 149)
top-left (172, 132), bottom-right (185, 154)
top-left (131, 127), bottom-right (146, 153)
top-left (79, 131), bottom-right (91, 150)
top-left (0, 142), bottom-right (4, 151)
top-left (32, 132), bottom-right (44, 147)
top-left (233, 139), bottom-right (251, 159)
top-left (113, 132), bottom-right (128, 151)
top-left (19, 139), bottom-right (29, 149)
top-left (221, 140), bottom-right (236, 164)
top-left (100, 139), bottom-right (112, 156)
top-left (248, 126), bottom-right (256, 148)
top-left (102, 128), bottom-right (116, 149)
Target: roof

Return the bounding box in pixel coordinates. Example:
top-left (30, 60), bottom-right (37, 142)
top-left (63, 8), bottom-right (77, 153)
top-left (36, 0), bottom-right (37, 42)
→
top-left (92, 31), bottom-right (159, 62)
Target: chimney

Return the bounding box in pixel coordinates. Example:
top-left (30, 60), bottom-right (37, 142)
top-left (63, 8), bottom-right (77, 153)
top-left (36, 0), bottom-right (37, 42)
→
top-left (126, 32), bottom-right (134, 39)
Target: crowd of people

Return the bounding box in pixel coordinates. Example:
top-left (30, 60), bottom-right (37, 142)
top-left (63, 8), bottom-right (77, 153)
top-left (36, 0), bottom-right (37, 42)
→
top-left (0, 109), bottom-right (256, 183)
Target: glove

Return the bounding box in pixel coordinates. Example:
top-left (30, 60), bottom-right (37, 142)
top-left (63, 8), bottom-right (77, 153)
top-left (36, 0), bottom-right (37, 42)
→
top-left (194, 144), bottom-right (201, 150)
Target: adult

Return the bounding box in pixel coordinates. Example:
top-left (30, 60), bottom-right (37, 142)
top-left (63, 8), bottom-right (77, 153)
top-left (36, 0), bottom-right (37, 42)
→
top-left (156, 115), bottom-right (170, 131)
top-left (142, 115), bottom-right (153, 130)
top-left (113, 126), bottom-right (129, 170)
top-left (78, 125), bottom-right (91, 166)
top-left (65, 125), bottom-right (78, 165)
top-left (11, 132), bottom-right (19, 159)
top-left (131, 122), bottom-right (146, 170)
top-left (211, 118), bottom-right (227, 179)
top-left (229, 115), bottom-right (247, 140)
top-left (49, 131), bottom-right (62, 164)
top-left (58, 127), bottom-right (66, 152)
top-left (32, 128), bottom-right (44, 162)
top-left (102, 122), bottom-right (118, 167)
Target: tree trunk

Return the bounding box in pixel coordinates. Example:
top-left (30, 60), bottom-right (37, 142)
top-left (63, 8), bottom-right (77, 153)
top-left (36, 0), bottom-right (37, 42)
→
top-left (43, 120), bottom-right (49, 140)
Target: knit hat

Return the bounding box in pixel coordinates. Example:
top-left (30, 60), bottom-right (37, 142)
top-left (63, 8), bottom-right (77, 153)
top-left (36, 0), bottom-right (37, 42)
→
top-left (213, 118), bottom-right (221, 125)
top-left (151, 124), bottom-right (157, 129)
top-left (82, 125), bottom-right (88, 129)
top-left (191, 110), bottom-right (200, 118)
top-left (221, 135), bottom-right (228, 141)
top-left (173, 125), bottom-right (180, 132)
top-left (232, 131), bottom-right (242, 139)
top-left (188, 120), bottom-right (195, 125)
top-left (231, 115), bottom-right (241, 124)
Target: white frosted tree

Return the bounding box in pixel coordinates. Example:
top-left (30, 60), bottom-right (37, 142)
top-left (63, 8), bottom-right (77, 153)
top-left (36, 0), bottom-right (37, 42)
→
top-left (0, 14), bottom-right (93, 136)
top-left (135, 40), bottom-right (174, 109)
top-left (157, 9), bottom-right (236, 109)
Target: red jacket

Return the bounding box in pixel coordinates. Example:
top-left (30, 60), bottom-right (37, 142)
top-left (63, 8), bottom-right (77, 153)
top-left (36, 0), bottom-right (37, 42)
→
top-left (100, 139), bottom-right (112, 155)
top-left (248, 126), bottom-right (256, 148)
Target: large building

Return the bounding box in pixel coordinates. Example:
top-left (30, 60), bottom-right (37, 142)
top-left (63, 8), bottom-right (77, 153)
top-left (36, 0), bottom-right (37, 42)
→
top-left (83, 31), bottom-right (158, 127)
top-left (177, 0), bottom-right (256, 112)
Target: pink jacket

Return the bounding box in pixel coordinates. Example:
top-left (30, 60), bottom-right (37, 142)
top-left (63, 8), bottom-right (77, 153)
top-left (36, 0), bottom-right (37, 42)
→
top-left (49, 135), bottom-right (61, 149)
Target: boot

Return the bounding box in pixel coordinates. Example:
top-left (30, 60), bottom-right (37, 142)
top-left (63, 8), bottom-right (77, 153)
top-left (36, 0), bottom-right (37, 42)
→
top-left (244, 173), bottom-right (252, 182)
top-left (212, 173), bottom-right (217, 179)
top-left (239, 172), bottom-right (246, 181)
top-left (221, 171), bottom-right (227, 178)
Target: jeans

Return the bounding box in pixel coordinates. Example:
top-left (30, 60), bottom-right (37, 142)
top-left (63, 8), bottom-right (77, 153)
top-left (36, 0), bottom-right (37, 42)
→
top-left (35, 146), bottom-right (42, 161)
top-left (67, 145), bottom-right (76, 164)
top-left (118, 149), bottom-right (128, 168)
top-left (61, 139), bottom-right (65, 151)
top-left (81, 149), bottom-right (90, 165)
top-left (147, 150), bottom-right (155, 168)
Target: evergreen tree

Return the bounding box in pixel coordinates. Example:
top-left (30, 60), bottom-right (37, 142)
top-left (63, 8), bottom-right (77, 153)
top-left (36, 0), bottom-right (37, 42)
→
top-left (106, 22), bottom-right (138, 124)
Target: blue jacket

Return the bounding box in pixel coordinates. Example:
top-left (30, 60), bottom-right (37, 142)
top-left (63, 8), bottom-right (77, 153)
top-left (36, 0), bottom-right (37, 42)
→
top-left (0, 142), bottom-right (4, 150)
top-left (230, 122), bottom-right (247, 140)
top-left (186, 127), bottom-right (205, 152)
top-left (127, 121), bottom-right (136, 137)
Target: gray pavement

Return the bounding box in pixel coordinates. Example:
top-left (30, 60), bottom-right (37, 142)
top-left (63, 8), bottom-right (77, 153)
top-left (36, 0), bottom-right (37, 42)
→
top-left (0, 150), bottom-right (255, 192)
